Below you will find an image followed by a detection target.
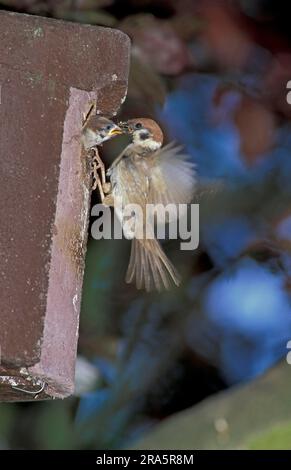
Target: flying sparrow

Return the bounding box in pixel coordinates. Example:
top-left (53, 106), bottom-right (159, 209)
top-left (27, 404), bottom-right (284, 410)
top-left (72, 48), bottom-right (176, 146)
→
top-left (98, 118), bottom-right (196, 292)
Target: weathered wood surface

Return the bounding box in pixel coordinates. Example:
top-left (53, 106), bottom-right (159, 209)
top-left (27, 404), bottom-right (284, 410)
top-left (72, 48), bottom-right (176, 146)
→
top-left (0, 11), bottom-right (130, 400)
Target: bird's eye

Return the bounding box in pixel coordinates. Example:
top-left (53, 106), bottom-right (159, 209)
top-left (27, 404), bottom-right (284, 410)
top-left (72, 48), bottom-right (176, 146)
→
top-left (106, 125), bottom-right (112, 131)
top-left (134, 122), bottom-right (142, 129)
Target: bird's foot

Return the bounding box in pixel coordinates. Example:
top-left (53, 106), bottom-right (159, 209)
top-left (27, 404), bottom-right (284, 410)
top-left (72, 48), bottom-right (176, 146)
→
top-left (89, 148), bottom-right (111, 200)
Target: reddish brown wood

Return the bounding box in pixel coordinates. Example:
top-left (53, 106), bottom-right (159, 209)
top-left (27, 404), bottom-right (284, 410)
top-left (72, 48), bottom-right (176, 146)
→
top-left (0, 11), bottom-right (130, 400)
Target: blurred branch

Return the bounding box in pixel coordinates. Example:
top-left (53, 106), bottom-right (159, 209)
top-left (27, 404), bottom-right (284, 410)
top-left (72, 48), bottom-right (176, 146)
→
top-left (133, 361), bottom-right (291, 449)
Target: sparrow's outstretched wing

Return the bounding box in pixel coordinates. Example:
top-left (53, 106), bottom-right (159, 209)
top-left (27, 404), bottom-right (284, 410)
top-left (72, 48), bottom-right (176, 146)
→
top-left (147, 142), bottom-right (196, 207)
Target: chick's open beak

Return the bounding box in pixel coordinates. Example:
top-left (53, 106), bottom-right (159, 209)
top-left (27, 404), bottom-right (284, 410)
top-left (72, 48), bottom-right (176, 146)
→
top-left (108, 126), bottom-right (122, 137)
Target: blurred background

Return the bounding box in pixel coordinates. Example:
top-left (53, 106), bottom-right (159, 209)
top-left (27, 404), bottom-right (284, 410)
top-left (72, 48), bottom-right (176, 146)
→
top-left (1, 0), bottom-right (291, 449)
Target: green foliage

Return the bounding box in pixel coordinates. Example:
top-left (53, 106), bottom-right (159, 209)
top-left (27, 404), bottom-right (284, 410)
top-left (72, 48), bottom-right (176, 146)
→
top-left (34, 401), bottom-right (76, 449)
top-left (248, 422), bottom-right (291, 450)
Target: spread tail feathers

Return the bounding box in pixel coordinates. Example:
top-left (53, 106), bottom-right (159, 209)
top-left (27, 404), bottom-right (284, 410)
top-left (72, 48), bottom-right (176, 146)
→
top-left (125, 238), bottom-right (181, 292)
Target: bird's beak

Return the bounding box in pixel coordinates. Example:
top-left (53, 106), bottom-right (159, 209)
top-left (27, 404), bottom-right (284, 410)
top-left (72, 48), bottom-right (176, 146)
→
top-left (108, 126), bottom-right (123, 137)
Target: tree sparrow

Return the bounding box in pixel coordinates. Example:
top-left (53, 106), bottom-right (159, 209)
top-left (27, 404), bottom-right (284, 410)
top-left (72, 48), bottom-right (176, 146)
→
top-left (98, 118), bottom-right (196, 292)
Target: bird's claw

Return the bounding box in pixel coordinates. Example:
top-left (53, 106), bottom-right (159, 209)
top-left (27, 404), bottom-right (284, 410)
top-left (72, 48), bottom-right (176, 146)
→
top-left (88, 147), bottom-right (110, 199)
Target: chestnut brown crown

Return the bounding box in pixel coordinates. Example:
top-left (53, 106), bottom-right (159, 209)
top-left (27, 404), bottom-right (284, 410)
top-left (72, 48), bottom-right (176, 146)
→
top-left (121, 118), bottom-right (164, 146)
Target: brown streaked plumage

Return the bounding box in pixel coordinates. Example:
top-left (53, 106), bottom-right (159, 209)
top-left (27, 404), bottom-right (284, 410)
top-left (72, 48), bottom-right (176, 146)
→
top-left (102, 118), bottom-right (196, 292)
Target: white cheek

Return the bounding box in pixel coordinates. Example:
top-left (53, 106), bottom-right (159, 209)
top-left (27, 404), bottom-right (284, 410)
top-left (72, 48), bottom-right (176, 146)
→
top-left (144, 140), bottom-right (160, 150)
top-left (133, 135), bottom-right (161, 150)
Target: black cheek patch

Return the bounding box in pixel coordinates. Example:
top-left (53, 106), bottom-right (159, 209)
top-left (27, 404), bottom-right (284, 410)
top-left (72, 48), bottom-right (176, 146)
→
top-left (139, 132), bottom-right (150, 140)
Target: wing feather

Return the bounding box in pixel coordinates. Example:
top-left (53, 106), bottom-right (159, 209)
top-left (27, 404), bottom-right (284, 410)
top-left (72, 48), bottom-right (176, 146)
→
top-left (125, 238), bottom-right (180, 292)
top-left (148, 142), bottom-right (196, 210)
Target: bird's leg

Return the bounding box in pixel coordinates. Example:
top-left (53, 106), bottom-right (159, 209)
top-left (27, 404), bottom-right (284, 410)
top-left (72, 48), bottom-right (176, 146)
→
top-left (92, 150), bottom-right (111, 195)
top-left (89, 148), bottom-right (111, 200)
top-left (91, 158), bottom-right (105, 201)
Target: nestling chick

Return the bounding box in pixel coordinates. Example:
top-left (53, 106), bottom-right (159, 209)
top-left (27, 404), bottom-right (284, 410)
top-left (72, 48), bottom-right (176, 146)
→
top-left (82, 116), bottom-right (122, 150)
top-left (102, 118), bottom-right (196, 292)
